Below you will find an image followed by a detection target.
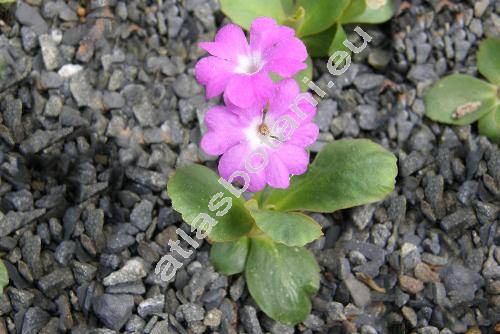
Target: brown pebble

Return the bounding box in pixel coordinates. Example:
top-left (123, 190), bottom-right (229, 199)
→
top-left (399, 275), bottom-right (424, 294)
top-left (95, 154), bottom-right (108, 165)
top-left (154, 225), bottom-right (178, 248)
top-left (76, 6), bottom-right (86, 17)
top-left (414, 263), bottom-right (440, 283)
top-left (32, 180), bottom-right (45, 191)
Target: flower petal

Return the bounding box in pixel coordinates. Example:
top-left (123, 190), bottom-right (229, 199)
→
top-left (275, 144), bottom-right (310, 175)
top-left (264, 38), bottom-right (308, 77)
top-left (268, 79), bottom-right (301, 118)
top-left (251, 71), bottom-right (274, 104)
top-left (224, 75), bottom-right (256, 108)
top-left (218, 143), bottom-right (249, 180)
top-left (266, 153), bottom-right (290, 189)
top-left (200, 131), bottom-right (241, 156)
top-left (247, 169), bottom-right (267, 192)
top-left (195, 57), bottom-right (235, 99)
top-left (204, 106), bottom-right (241, 132)
top-left (250, 17), bottom-right (295, 51)
top-left (199, 24), bottom-right (249, 60)
top-left (200, 107), bottom-right (245, 156)
top-left (266, 58), bottom-right (307, 78)
top-left (289, 123), bottom-right (319, 147)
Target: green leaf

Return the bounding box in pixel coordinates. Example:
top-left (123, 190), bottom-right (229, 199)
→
top-left (249, 209), bottom-right (323, 247)
top-left (296, 56), bottom-right (313, 92)
top-left (477, 38), bottom-right (500, 85)
top-left (424, 74), bottom-right (498, 126)
top-left (281, 5), bottom-right (306, 32)
top-left (0, 260), bottom-right (8, 297)
top-left (339, 0), bottom-right (367, 23)
top-left (0, 0), bottom-right (16, 3)
top-left (263, 139), bottom-right (397, 212)
top-left (210, 237), bottom-right (250, 275)
top-left (219, 0), bottom-right (287, 30)
top-left (478, 106), bottom-right (500, 143)
top-left (167, 164), bottom-right (254, 242)
top-left (303, 26), bottom-right (335, 57)
top-left (245, 236), bottom-right (320, 325)
top-left (340, 0), bottom-right (396, 24)
top-left (303, 23), bottom-right (349, 58)
top-left (295, 0), bottom-right (350, 37)
top-left (328, 23), bottom-right (350, 56)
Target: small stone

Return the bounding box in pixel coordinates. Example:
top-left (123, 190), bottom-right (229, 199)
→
top-left (125, 166), bottom-right (168, 192)
top-left (106, 234), bottom-right (136, 253)
top-left (130, 200), bottom-right (153, 231)
top-left (304, 314), bottom-right (325, 331)
top-left (173, 74), bottom-right (202, 98)
top-left (315, 100), bottom-right (337, 132)
top-left (417, 326), bottom-right (439, 334)
top-left (344, 275), bottom-right (371, 308)
top-left (57, 64), bottom-right (83, 78)
top-left (138, 295), bottom-right (164, 318)
top-left (414, 263), bottom-right (439, 283)
top-left (400, 151), bottom-right (426, 177)
top-left (22, 307), bottom-right (50, 334)
top-left (407, 64), bottom-right (438, 85)
top-left (93, 294), bottom-right (134, 331)
top-left (150, 320), bottom-right (169, 334)
top-left (180, 303), bottom-right (205, 323)
top-left (38, 268), bottom-right (75, 297)
top-left (203, 309), bottom-right (222, 327)
top-left (327, 302), bottom-right (346, 321)
top-left (60, 106), bottom-right (89, 127)
top-left (40, 71), bottom-right (63, 89)
top-left (15, 2), bottom-right (48, 34)
top-left (0, 210), bottom-right (46, 237)
top-left (5, 190), bottom-right (33, 212)
top-left (353, 74), bottom-right (385, 92)
top-left (440, 209), bottom-right (477, 237)
top-left (39, 34), bottom-right (61, 71)
top-left (103, 258), bottom-right (147, 286)
top-left (401, 306), bottom-right (417, 327)
top-left (399, 275), bottom-right (424, 294)
top-left (54, 241), bottom-right (76, 266)
top-left (44, 95), bottom-right (63, 117)
top-left (368, 49), bottom-right (391, 69)
top-left (103, 92), bottom-right (125, 109)
top-left (352, 204), bottom-right (376, 230)
top-left (474, 0), bottom-right (490, 17)
top-left (240, 305), bottom-right (263, 334)
top-left (132, 100), bottom-right (157, 126)
top-left (357, 105), bottom-right (380, 130)
top-left (21, 26), bottom-right (38, 51)
top-left (70, 73), bottom-right (103, 110)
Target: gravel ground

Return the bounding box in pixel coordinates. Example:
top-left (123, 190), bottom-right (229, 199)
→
top-left (0, 0), bottom-right (499, 333)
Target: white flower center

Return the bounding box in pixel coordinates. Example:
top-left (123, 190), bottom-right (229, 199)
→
top-left (235, 52), bottom-right (265, 75)
top-left (366, 0), bottom-right (387, 10)
top-left (243, 116), bottom-right (282, 150)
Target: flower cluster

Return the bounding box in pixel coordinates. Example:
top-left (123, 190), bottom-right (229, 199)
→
top-left (195, 17), bottom-right (319, 192)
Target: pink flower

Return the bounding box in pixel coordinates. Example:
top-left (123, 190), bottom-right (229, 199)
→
top-left (201, 79), bottom-right (319, 192)
top-left (195, 17), bottom-right (308, 109)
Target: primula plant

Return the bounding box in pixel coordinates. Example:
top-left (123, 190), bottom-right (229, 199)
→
top-left (219, 0), bottom-right (396, 58)
top-left (167, 18), bottom-right (397, 324)
top-left (424, 37), bottom-right (500, 142)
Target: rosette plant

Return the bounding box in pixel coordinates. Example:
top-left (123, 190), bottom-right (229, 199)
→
top-left (219, 0), bottom-right (396, 58)
top-left (424, 37), bottom-right (500, 142)
top-left (167, 17), bottom-right (397, 324)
